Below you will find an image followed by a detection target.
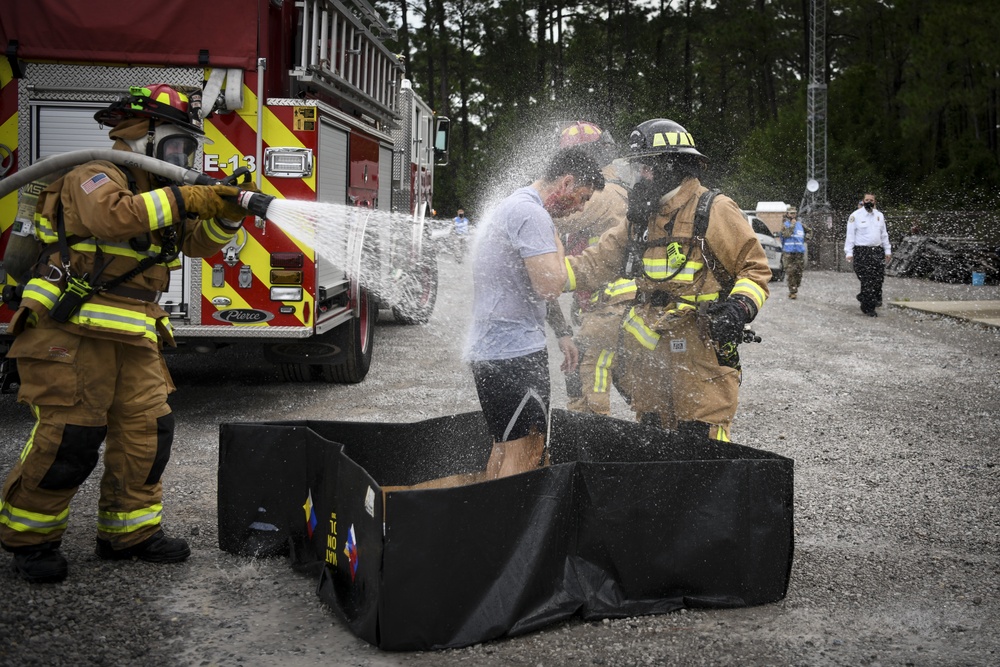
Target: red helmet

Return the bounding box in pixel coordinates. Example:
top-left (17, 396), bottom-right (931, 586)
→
top-left (559, 121), bottom-right (604, 147)
top-left (95, 84), bottom-right (204, 136)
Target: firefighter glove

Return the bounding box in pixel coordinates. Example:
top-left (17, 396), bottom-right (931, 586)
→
top-left (706, 295), bottom-right (756, 348)
top-left (177, 185), bottom-right (250, 225)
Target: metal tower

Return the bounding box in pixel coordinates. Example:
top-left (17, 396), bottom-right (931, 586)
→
top-left (802, 0), bottom-right (831, 226)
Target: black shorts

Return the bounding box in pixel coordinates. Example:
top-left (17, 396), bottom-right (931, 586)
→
top-left (471, 349), bottom-right (550, 442)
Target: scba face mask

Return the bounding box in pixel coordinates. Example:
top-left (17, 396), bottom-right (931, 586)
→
top-left (124, 124), bottom-right (204, 171)
top-left (155, 127), bottom-right (199, 169)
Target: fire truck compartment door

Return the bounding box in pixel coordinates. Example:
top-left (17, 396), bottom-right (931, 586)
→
top-left (32, 103), bottom-right (109, 160)
top-left (317, 121), bottom-right (348, 206)
top-left (316, 121), bottom-right (350, 291)
top-left (378, 145), bottom-right (391, 212)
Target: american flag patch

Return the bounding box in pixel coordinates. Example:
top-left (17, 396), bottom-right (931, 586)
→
top-left (81, 172), bottom-right (110, 195)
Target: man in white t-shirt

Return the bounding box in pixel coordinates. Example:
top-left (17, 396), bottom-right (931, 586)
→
top-left (844, 193), bottom-right (892, 317)
top-left (466, 147), bottom-right (605, 479)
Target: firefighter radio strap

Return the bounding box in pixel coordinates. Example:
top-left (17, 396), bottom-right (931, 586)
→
top-left (691, 189), bottom-right (735, 295)
top-left (628, 188), bottom-right (733, 300)
top-left (45, 205), bottom-right (178, 323)
top-left (15, 187), bottom-right (177, 324)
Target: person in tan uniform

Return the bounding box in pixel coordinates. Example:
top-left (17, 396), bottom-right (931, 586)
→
top-left (550, 121), bottom-right (634, 415)
top-left (0, 84), bottom-right (252, 583)
top-left (565, 118), bottom-right (770, 441)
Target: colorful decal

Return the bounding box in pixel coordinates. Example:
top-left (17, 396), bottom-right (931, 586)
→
top-left (303, 489), bottom-right (318, 539)
top-left (325, 512), bottom-right (338, 567)
top-left (344, 524), bottom-right (358, 581)
top-left (80, 172), bottom-right (110, 194)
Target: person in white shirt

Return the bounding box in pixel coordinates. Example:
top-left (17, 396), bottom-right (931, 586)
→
top-left (844, 193), bottom-right (892, 317)
top-left (452, 208), bottom-right (470, 260)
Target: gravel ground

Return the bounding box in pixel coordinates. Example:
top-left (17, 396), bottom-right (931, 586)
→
top-left (1, 256), bottom-right (998, 667)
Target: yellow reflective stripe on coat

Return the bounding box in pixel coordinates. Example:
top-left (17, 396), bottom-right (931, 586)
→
top-left (71, 238), bottom-right (181, 270)
top-left (730, 277), bottom-right (767, 310)
top-left (35, 212), bottom-right (59, 244)
top-left (22, 279), bottom-right (61, 310)
top-left (140, 189), bottom-right (175, 231)
top-left (593, 349), bottom-right (615, 393)
top-left (0, 499), bottom-right (70, 535)
top-left (565, 257), bottom-right (577, 292)
top-left (70, 238), bottom-right (163, 262)
top-left (605, 278), bottom-right (637, 298)
top-left (622, 306), bottom-right (660, 350)
top-left (158, 315), bottom-right (174, 338)
top-left (71, 303), bottom-right (159, 342)
top-left (97, 504), bottom-right (163, 534)
top-left (590, 278), bottom-right (638, 304)
top-left (646, 291), bottom-right (720, 314)
top-left (203, 219), bottom-right (236, 245)
top-left (677, 292), bottom-right (719, 305)
top-left (643, 258), bottom-right (703, 281)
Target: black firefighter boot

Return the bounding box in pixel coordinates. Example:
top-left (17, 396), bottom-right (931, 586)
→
top-left (96, 530), bottom-right (191, 563)
top-left (9, 541), bottom-right (69, 583)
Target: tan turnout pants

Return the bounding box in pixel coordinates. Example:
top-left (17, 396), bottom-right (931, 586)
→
top-left (0, 321), bottom-right (175, 550)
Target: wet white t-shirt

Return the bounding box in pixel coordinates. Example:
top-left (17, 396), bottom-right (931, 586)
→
top-left (465, 187), bottom-right (557, 362)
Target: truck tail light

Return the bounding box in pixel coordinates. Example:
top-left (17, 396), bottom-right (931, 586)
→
top-left (270, 269), bottom-right (303, 285)
top-left (271, 252), bottom-right (304, 268)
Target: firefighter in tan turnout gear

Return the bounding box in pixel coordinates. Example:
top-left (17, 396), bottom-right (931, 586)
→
top-left (0, 84), bottom-right (252, 583)
top-left (552, 121), bottom-right (634, 415)
top-left (565, 118), bottom-right (770, 441)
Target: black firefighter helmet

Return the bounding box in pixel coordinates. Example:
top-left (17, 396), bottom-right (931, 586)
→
top-left (625, 118), bottom-right (706, 162)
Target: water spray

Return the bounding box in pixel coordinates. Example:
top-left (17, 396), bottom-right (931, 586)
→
top-left (0, 150), bottom-right (435, 315)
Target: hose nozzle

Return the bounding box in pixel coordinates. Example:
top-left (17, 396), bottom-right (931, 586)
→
top-left (235, 190), bottom-right (276, 219)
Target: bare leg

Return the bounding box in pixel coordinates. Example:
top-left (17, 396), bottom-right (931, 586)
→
top-left (485, 431), bottom-right (546, 479)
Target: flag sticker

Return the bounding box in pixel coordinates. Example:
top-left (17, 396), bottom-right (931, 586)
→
top-left (80, 172), bottom-right (111, 195)
top-left (344, 524), bottom-right (359, 581)
top-left (303, 489), bottom-right (318, 538)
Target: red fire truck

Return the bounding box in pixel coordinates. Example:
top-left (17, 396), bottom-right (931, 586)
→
top-left (0, 0), bottom-right (449, 391)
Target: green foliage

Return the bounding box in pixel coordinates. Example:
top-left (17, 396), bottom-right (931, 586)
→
top-left (388, 0), bottom-right (1000, 220)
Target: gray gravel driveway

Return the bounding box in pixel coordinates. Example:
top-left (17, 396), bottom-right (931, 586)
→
top-left (1, 258), bottom-right (998, 667)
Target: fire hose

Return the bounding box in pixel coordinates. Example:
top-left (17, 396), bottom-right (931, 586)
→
top-left (0, 151), bottom-right (275, 313)
top-left (0, 149), bottom-right (274, 218)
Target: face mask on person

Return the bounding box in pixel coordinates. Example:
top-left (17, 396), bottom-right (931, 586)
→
top-left (863, 200), bottom-right (875, 211)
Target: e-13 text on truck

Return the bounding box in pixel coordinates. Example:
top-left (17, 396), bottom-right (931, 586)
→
top-left (0, 0), bottom-right (450, 391)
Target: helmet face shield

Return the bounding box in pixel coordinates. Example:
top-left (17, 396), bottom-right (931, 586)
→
top-left (157, 134), bottom-right (198, 168)
top-left (612, 158), bottom-right (651, 189)
top-left (154, 125), bottom-right (203, 169)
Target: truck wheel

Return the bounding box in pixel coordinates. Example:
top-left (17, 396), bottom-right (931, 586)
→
top-left (278, 363), bottom-right (314, 382)
top-left (392, 243), bottom-right (438, 325)
top-left (320, 285), bottom-right (375, 383)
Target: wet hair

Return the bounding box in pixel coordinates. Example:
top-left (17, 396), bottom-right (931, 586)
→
top-left (543, 146), bottom-right (606, 190)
